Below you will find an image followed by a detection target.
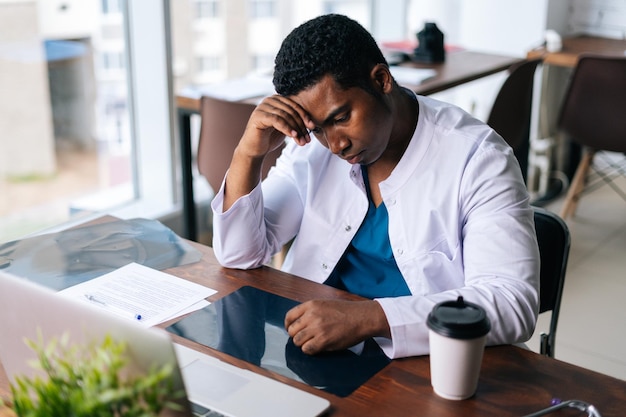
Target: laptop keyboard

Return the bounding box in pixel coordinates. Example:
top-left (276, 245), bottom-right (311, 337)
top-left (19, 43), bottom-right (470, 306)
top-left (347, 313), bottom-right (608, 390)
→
top-left (191, 402), bottom-right (227, 417)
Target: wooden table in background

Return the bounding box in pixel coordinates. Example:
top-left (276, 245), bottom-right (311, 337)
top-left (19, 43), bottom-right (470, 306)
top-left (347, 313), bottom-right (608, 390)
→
top-left (527, 34), bottom-right (626, 68)
top-left (3, 221), bottom-right (624, 416)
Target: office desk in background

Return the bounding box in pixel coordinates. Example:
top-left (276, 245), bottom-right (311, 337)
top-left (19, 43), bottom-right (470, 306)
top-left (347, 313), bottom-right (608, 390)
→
top-left (176, 50), bottom-right (524, 241)
top-left (2, 220), bottom-right (624, 417)
top-left (527, 34), bottom-right (626, 67)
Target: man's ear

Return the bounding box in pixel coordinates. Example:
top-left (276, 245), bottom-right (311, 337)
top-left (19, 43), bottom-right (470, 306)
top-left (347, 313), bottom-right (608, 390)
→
top-left (370, 64), bottom-right (393, 94)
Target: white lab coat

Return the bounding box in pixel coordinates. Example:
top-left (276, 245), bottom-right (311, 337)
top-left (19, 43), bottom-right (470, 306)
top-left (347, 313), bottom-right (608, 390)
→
top-left (211, 95), bottom-right (540, 358)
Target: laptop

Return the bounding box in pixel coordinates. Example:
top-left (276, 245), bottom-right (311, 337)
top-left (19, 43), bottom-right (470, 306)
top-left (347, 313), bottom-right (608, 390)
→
top-left (0, 271), bottom-right (330, 417)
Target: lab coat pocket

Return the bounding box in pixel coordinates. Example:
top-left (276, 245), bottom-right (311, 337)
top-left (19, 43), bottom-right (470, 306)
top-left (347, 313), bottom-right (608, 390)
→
top-left (427, 235), bottom-right (455, 260)
top-left (409, 237), bottom-right (463, 295)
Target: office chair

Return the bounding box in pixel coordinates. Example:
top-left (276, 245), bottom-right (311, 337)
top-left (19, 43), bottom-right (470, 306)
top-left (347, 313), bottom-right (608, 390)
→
top-left (487, 59), bottom-right (542, 183)
top-left (533, 206), bottom-right (571, 358)
top-left (196, 95), bottom-right (285, 255)
top-left (197, 95), bottom-right (284, 195)
top-left (557, 54), bottom-right (626, 219)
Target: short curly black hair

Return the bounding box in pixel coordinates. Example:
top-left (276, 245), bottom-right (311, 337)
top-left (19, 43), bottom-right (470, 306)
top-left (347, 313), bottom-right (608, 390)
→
top-left (273, 14), bottom-right (388, 97)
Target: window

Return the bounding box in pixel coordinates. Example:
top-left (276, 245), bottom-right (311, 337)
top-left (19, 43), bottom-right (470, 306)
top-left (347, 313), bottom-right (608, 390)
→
top-left (323, 0), bottom-right (370, 18)
top-left (0, 1), bottom-right (173, 243)
top-left (2, 0), bottom-right (381, 243)
top-left (197, 55), bottom-right (221, 72)
top-left (172, 0), bottom-right (373, 93)
top-left (102, 0), bottom-right (122, 14)
top-left (102, 0), bottom-right (123, 15)
top-left (195, 0), bottom-right (220, 19)
top-left (249, 0), bottom-right (276, 19)
top-left (251, 54), bottom-right (275, 72)
top-left (102, 51), bottom-right (125, 70)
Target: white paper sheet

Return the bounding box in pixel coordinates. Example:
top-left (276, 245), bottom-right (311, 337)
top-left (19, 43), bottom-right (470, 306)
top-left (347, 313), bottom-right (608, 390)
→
top-left (181, 75), bottom-right (275, 102)
top-left (59, 262), bottom-right (215, 327)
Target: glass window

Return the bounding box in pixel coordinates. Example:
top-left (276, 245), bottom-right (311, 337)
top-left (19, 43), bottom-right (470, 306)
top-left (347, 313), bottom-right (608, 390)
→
top-left (102, 51), bottom-right (125, 70)
top-left (197, 55), bottom-right (221, 72)
top-left (171, 0), bottom-right (373, 91)
top-left (249, 0), bottom-right (276, 19)
top-left (0, 1), bottom-right (133, 242)
top-left (1, 0), bottom-right (375, 243)
top-left (102, 0), bottom-right (123, 15)
top-left (252, 54), bottom-right (275, 72)
top-left (169, 0), bottom-right (372, 209)
top-left (195, 0), bottom-right (219, 19)
top-left (0, 1), bottom-right (173, 243)
top-left (322, 0), bottom-right (370, 20)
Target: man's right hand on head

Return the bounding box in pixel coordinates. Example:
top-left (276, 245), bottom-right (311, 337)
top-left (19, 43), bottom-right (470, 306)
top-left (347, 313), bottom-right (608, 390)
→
top-left (241, 95), bottom-right (314, 156)
top-left (222, 95), bottom-right (314, 211)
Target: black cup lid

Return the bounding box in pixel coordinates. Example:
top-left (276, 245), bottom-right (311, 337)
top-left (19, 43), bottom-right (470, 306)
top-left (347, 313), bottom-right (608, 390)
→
top-left (427, 296), bottom-right (491, 339)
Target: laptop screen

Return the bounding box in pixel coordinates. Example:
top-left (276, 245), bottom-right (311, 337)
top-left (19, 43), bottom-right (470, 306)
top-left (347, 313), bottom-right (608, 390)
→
top-left (166, 286), bottom-right (391, 397)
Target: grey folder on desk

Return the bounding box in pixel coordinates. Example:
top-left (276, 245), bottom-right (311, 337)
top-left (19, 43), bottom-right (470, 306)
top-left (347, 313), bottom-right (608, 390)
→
top-left (0, 218), bottom-right (201, 290)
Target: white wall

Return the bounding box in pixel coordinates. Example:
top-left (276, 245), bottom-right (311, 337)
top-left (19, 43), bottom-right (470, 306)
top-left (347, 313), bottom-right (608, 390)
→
top-left (568, 0), bottom-right (626, 38)
top-left (407, 0), bottom-right (552, 56)
top-left (406, 0), bottom-right (553, 120)
top-left (456, 1), bottom-right (548, 56)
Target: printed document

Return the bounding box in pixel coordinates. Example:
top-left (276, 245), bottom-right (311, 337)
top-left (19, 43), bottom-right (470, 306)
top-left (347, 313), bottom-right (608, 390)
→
top-left (59, 262), bottom-right (215, 327)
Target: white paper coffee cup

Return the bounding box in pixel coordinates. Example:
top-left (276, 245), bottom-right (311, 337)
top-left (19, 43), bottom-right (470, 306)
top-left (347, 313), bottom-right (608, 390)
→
top-left (427, 296), bottom-right (491, 400)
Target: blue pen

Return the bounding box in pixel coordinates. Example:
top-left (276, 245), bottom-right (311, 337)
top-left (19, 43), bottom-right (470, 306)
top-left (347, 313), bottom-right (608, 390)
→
top-left (84, 294), bottom-right (143, 321)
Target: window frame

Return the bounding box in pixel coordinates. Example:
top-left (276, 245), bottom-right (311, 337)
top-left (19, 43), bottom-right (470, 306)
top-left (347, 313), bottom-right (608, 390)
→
top-left (111, 0), bottom-right (177, 221)
top-left (79, 0), bottom-right (405, 233)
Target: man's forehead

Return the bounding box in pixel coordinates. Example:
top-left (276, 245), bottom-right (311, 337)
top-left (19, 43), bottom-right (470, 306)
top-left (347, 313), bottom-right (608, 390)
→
top-left (290, 75), bottom-right (350, 122)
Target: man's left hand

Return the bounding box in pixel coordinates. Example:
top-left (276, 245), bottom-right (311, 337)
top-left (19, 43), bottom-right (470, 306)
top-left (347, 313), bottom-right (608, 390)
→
top-left (284, 299), bottom-right (390, 355)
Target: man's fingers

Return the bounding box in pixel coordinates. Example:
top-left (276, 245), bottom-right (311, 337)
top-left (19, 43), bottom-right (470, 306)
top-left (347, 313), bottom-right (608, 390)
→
top-left (285, 303), bottom-right (319, 351)
top-left (290, 322), bottom-right (323, 355)
top-left (300, 337), bottom-right (322, 355)
top-left (257, 96), bottom-right (312, 142)
top-left (284, 303), bottom-right (305, 334)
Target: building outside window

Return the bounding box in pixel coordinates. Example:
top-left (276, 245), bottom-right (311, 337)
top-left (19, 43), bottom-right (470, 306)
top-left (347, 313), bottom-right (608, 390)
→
top-left (249, 0), bottom-right (276, 19)
top-left (0, 0), bottom-right (175, 243)
top-left (102, 50), bottom-right (124, 70)
top-left (0, 0), bottom-right (374, 244)
top-left (101, 0), bottom-right (122, 15)
top-left (0, 0), bottom-right (136, 242)
top-left (194, 0), bottom-right (219, 19)
top-left (251, 54), bottom-right (275, 72)
top-left (196, 55), bottom-right (221, 73)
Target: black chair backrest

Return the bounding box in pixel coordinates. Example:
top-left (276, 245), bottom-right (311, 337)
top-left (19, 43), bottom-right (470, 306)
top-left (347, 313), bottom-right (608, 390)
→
top-left (487, 59), bottom-right (541, 182)
top-left (558, 54), bottom-right (626, 153)
top-left (534, 207), bottom-right (570, 357)
top-left (534, 207), bottom-right (570, 315)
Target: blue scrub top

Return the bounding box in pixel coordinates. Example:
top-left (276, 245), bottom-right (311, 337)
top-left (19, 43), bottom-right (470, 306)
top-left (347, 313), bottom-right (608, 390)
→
top-left (325, 170), bottom-right (411, 299)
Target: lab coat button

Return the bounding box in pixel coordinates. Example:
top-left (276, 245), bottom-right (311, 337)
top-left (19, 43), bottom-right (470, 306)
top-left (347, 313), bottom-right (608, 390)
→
top-left (397, 248), bottom-right (404, 255)
top-left (345, 225), bottom-right (352, 232)
top-left (322, 263), bottom-right (328, 270)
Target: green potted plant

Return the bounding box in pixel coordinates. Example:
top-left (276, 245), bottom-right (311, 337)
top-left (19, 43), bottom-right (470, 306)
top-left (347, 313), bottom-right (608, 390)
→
top-left (0, 332), bottom-right (184, 417)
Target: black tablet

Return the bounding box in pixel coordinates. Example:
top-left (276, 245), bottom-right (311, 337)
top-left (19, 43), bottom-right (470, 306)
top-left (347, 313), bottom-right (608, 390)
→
top-left (166, 286), bottom-right (391, 397)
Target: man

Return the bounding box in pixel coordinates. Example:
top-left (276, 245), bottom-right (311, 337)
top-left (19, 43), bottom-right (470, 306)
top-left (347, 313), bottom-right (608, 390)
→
top-left (211, 14), bottom-right (539, 359)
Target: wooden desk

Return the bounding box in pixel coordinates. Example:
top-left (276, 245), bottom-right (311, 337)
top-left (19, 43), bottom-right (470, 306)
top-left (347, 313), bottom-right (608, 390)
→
top-left (176, 50), bottom-right (524, 241)
top-left (5, 234), bottom-right (624, 416)
top-left (394, 50), bottom-right (524, 95)
top-left (527, 34), bottom-right (626, 68)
